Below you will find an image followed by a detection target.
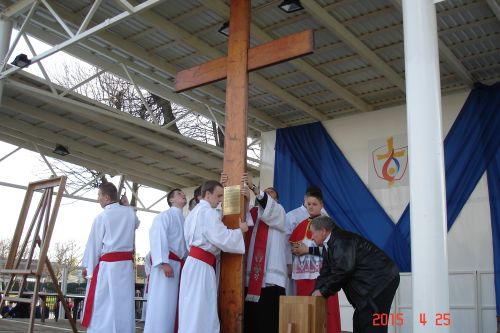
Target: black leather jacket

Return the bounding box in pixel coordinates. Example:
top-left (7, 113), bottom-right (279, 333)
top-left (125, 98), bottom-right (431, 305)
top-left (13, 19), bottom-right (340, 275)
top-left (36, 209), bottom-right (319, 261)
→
top-left (315, 226), bottom-right (399, 310)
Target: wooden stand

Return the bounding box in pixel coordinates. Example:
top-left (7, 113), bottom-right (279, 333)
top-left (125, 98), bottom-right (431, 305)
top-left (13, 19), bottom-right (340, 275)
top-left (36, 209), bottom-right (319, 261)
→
top-left (279, 296), bottom-right (327, 333)
top-left (0, 177), bottom-right (77, 333)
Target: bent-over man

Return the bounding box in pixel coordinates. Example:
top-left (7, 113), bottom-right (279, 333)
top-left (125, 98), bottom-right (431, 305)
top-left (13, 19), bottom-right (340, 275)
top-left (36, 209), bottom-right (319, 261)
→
top-left (311, 216), bottom-right (400, 333)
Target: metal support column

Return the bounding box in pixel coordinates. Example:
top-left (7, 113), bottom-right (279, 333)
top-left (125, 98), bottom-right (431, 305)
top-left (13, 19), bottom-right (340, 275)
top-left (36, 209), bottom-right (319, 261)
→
top-left (402, 0), bottom-right (450, 331)
top-left (0, 18), bottom-right (13, 103)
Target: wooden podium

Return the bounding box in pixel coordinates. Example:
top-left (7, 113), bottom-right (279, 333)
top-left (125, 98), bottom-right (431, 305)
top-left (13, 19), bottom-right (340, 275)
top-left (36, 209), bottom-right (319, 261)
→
top-left (279, 296), bottom-right (327, 333)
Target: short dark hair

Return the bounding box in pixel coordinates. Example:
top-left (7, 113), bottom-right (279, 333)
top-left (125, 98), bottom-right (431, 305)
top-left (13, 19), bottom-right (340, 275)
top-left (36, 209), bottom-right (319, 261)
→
top-left (193, 186), bottom-right (201, 198)
top-left (201, 180), bottom-right (223, 197)
top-left (167, 188), bottom-right (181, 207)
top-left (311, 216), bottom-right (335, 231)
top-left (188, 197), bottom-right (198, 210)
top-left (98, 182), bottom-right (118, 201)
top-left (265, 187), bottom-right (279, 200)
top-left (305, 186), bottom-right (323, 202)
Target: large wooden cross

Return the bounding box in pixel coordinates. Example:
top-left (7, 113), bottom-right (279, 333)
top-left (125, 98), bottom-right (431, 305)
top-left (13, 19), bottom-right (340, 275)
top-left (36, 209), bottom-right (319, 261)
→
top-left (175, 1), bottom-right (313, 332)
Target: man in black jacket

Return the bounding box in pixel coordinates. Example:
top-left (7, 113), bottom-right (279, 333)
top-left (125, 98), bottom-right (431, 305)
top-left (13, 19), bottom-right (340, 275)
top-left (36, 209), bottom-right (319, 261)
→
top-left (311, 216), bottom-right (399, 333)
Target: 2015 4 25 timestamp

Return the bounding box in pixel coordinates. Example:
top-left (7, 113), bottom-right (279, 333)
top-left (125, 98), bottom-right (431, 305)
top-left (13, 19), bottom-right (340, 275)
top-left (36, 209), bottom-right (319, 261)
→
top-left (372, 312), bottom-right (451, 327)
top-left (372, 313), bottom-right (405, 327)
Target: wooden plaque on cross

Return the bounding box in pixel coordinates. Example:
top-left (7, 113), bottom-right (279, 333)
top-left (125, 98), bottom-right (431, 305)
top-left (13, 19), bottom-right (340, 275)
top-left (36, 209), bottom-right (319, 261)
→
top-left (175, 1), bottom-right (314, 332)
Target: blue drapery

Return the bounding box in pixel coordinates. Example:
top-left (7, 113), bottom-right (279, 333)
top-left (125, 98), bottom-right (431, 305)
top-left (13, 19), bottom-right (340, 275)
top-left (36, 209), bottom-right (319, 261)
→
top-left (274, 122), bottom-right (408, 266)
top-left (274, 82), bottom-right (500, 274)
top-left (488, 150), bottom-right (500, 315)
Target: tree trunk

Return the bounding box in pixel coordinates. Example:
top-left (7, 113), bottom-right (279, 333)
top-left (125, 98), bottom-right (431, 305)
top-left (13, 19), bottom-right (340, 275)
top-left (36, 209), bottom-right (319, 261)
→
top-left (212, 121), bottom-right (225, 148)
top-left (151, 94), bottom-right (181, 134)
top-left (130, 182), bottom-right (139, 207)
top-left (217, 125), bottom-right (225, 148)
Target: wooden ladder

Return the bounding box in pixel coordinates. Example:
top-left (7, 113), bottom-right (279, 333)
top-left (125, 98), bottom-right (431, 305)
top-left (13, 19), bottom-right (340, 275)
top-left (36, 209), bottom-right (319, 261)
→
top-left (0, 176), bottom-right (77, 333)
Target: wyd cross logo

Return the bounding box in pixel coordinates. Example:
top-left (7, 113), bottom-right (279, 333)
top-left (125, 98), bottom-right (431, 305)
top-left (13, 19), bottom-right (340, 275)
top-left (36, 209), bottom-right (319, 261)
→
top-left (372, 137), bottom-right (408, 187)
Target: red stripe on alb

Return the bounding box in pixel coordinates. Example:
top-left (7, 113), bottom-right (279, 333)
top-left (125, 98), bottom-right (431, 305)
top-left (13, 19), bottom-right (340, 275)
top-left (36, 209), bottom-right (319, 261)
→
top-left (246, 214), bottom-right (269, 302)
top-left (189, 246), bottom-right (216, 270)
top-left (81, 251), bottom-right (133, 328)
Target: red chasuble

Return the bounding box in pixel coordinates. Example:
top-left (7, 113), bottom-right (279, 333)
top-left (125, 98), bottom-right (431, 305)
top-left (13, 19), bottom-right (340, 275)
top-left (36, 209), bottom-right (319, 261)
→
top-left (289, 218), bottom-right (313, 244)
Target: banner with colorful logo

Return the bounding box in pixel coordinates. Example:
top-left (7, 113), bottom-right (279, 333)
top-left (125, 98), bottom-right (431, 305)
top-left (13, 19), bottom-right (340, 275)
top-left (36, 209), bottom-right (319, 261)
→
top-left (368, 135), bottom-right (408, 189)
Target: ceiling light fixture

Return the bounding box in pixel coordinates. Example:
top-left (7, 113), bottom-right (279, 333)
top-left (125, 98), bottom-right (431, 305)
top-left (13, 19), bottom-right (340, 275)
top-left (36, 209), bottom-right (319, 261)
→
top-left (11, 54), bottom-right (31, 68)
top-left (218, 21), bottom-right (230, 37)
top-left (53, 144), bottom-right (70, 156)
top-left (278, 0), bottom-right (304, 13)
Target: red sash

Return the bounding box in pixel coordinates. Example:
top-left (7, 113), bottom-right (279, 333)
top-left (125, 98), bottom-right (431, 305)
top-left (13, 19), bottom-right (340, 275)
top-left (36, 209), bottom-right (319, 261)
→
top-left (245, 207), bottom-right (269, 302)
top-left (164, 251), bottom-right (184, 333)
top-left (82, 251), bottom-right (133, 328)
top-left (189, 246), bottom-right (216, 270)
top-left (289, 218), bottom-right (312, 243)
top-left (146, 252), bottom-right (182, 293)
top-left (168, 251), bottom-right (182, 262)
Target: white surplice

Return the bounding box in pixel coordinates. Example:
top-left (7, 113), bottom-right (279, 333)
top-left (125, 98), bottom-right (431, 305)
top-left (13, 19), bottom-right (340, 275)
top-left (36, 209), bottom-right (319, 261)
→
top-left (141, 252), bottom-right (151, 322)
top-left (178, 200), bottom-right (245, 333)
top-left (245, 194), bottom-right (287, 290)
top-left (81, 203), bottom-right (140, 333)
top-left (144, 206), bottom-right (186, 333)
top-left (284, 205), bottom-right (308, 295)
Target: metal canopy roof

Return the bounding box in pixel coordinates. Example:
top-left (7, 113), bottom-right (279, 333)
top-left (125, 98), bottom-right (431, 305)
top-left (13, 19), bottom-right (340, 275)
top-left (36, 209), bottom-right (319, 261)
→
top-left (0, 0), bottom-right (498, 190)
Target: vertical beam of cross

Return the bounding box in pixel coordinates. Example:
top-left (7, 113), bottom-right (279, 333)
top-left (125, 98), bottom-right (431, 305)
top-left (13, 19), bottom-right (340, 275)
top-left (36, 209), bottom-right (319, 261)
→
top-left (175, 1), bottom-right (314, 331)
top-left (218, 1), bottom-right (250, 332)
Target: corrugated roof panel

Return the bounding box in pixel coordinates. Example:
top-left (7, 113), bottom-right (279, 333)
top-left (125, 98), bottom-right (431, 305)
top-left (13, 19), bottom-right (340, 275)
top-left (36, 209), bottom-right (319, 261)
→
top-left (254, 6), bottom-right (308, 30)
top-left (155, 0), bottom-right (199, 20)
top-left (1, 0), bottom-right (499, 189)
top-left (248, 84), bottom-right (268, 96)
top-left (255, 61), bottom-right (299, 80)
top-left (268, 16), bottom-right (322, 39)
top-left (302, 90), bottom-right (337, 106)
top-left (287, 82), bottom-right (326, 98)
top-left (250, 92), bottom-right (282, 107)
top-left (325, 57), bottom-right (373, 78)
top-left (362, 29), bottom-right (403, 51)
top-left (308, 45), bottom-right (356, 66)
top-left (269, 71), bottom-right (311, 89)
top-left (176, 9), bottom-right (222, 35)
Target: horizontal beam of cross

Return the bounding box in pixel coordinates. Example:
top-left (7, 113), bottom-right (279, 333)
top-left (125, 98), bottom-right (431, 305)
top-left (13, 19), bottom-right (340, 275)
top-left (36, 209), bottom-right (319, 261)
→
top-left (175, 30), bottom-right (314, 93)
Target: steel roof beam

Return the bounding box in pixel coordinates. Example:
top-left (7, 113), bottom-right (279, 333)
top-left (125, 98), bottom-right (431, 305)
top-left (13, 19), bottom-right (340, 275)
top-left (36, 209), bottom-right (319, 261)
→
top-left (199, 0), bottom-right (372, 113)
top-left (486, 0), bottom-right (500, 23)
top-left (128, 5), bottom-right (327, 121)
top-left (302, 0), bottom-right (406, 92)
top-left (21, 15), bottom-right (270, 134)
top-left (0, 0), bottom-right (164, 80)
top-left (0, 0), bottom-right (36, 19)
top-left (2, 96), bottom-right (221, 180)
top-left (0, 114), bottom-right (195, 187)
top-left (6, 77), bottom-right (226, 169)
top-left (0, 179), bottom-right (161, 214)
top-left (0, 146), bottom-right (21, 162)
top-left (38, 2), bottom-right (285, 129)
top-left (0, 129), bottom-right (175, 190)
